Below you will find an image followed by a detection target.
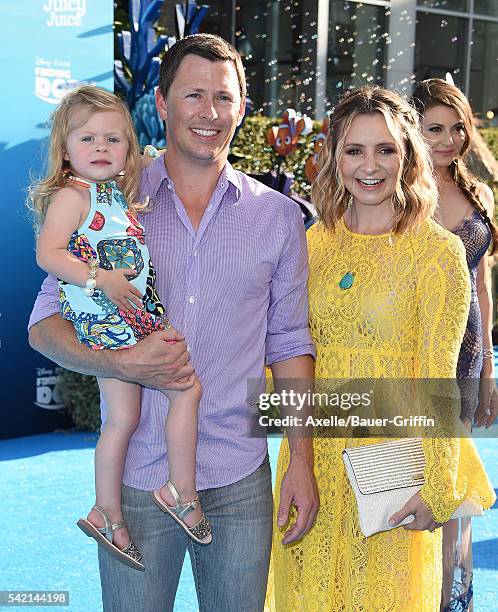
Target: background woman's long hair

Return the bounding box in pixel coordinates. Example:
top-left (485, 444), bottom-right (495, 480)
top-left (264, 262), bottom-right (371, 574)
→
top-left (411, 78), bottom-right (497, 254)
top-left (312, 86), bottom-right (438, 234)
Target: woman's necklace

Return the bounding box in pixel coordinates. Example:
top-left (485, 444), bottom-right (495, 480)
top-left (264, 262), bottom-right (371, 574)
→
top-left (339, 201), bottom-right (395, 291)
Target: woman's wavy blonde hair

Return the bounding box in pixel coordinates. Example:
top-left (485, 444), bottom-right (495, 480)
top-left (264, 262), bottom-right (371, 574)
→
top-left (28, 85), bottom-right (141, 230)
top-left (312, 86), bottom-right (437, 233)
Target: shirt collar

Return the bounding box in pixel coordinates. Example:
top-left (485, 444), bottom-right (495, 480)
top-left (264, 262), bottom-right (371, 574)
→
top-left (144, 156), bottom-right (241, 202)
top-left (223, 162), bottom-right (242, 199)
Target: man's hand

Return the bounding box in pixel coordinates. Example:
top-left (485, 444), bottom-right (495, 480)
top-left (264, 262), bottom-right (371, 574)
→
top-left (115, 326), bottom-right (195, 390)
top-left (270, 356), bottom-right (318, 545)
top-left (277, 452), bottom-right (319, 545)
top-left (29, 315), bottom-right (196, 390)
top-left (388, 491), bottom-right (443, 532)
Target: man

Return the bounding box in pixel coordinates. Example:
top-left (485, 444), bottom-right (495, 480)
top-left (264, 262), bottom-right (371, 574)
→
top-left (29, 34), bottom-right (318, 611)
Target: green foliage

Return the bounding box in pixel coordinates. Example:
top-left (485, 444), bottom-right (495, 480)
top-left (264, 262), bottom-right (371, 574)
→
top-left (56, 369), bottom-right (101, 432)
top-left (480, 128), bottom-right (498, 159)
top-left (479, 128), bottom-right (498, 207)
top-left (230, 116), bottom-right (321, 199)
top-left (231, 122), bottom-right (498, 203)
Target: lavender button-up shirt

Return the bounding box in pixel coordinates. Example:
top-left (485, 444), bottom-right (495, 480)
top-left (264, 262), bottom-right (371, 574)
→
top-left (28, 159), bottom-right (315, 490)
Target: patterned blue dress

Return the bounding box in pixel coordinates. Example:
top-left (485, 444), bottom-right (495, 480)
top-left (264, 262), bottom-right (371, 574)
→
top-left (59, 178), bottom-right (166, 350)
top-left (452, 209), bottom-right (491, 421)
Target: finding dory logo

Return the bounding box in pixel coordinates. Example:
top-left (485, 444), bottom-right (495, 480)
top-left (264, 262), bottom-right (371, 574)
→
top-left (34, 57), bottom-right (88, 104)
top-left (34, 367), bottom-right (65, 410)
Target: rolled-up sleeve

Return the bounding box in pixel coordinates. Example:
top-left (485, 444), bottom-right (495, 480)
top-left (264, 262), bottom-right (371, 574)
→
top-left (266, 203), bottom-right (316, 365)
top-left (27, 274), bottom-right (60, 331)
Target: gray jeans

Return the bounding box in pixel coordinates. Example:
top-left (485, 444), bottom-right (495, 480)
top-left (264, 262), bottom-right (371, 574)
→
top-left (98, 456), bottom-right (273, 612)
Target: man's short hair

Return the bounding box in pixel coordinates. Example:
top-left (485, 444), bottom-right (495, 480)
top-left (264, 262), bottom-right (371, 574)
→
top-left (159, 34), bottom-right (246, 99)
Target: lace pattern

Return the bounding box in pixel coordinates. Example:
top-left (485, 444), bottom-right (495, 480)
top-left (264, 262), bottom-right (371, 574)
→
top-left (266, 219), bottom-right (495, 612)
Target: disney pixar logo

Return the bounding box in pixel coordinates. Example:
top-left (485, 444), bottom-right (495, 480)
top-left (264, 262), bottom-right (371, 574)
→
top-left (43, 0), bottom-right (86, 27)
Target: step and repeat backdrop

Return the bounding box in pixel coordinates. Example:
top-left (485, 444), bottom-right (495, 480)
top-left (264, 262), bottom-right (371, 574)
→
top-left (0, 1), bottom-right (113, 438)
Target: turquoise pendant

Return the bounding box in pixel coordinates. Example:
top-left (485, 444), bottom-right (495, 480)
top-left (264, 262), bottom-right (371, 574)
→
top-left (339, 272), bottom-right (355, 290)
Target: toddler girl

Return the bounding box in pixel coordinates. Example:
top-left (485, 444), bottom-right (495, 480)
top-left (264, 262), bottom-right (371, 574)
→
top-left (29, 85), bottom-right (211, 572)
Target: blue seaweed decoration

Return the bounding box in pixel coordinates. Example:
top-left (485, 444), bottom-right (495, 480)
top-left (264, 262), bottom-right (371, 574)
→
top-left (115, 1), bottom-right (210, 148)
top-left (175, 0), bottom-right (209, 39)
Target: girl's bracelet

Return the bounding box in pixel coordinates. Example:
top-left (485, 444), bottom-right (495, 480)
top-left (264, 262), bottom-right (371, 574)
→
top-left (144, 144), bottom-right (160, 158)
top-left (83, 258), bottom-right (98, 297)
top-left (483, 348), bottom-right (495, 360)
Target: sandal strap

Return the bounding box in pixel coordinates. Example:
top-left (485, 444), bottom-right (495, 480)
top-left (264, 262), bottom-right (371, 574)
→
top-left (92, 505), bottom-right (127, 542)
top-left (165, 481), bottom-right (200, 520)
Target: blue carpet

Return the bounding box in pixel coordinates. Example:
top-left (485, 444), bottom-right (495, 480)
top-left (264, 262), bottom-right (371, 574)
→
top-left (0, 433), bottom-right (496, 611)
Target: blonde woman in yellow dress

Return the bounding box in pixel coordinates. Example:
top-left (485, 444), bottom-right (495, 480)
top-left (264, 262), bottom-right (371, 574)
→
top-left (266, 86), bottom-right (496, 611)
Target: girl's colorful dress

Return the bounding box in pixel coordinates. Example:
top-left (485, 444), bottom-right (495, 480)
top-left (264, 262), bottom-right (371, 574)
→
top-left (59, 178), bottom-right (166, 349)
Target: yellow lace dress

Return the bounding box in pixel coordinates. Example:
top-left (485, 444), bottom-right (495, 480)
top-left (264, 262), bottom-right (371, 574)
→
top-left (266, 218), bottom-right (495, 612)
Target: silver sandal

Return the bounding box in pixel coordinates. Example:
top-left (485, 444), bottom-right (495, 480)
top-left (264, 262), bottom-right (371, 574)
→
top-left (152, 481), bottom-right (212, 545)
top-left (77, 505), bottom-right (145, 571)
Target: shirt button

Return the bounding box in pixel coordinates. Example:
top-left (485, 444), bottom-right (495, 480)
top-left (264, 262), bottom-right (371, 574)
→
top-left (188, 296), bottom-right (195, 304)
top-left (186, 344), bottom-right (191, 352)
top-left (207, 205), bottom-right (212, 211)
top-left (193, 250), bottom-right (198, 256)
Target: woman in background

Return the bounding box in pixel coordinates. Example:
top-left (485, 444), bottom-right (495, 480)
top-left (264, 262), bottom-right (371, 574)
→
top-left (412, 78), bottom-right (498, 612)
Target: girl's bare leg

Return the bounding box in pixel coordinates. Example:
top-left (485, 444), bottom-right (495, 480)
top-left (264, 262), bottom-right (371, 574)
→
top-left (86, 378), bottom-right (141, 549)
top-left (155, 377), bottom-right (203, 527)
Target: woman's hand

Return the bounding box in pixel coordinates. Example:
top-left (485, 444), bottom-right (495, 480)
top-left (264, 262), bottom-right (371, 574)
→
top-left (389, 491), bottom-right (443, 532)
top-left (97, 268), bottom-right (144, 311)
top-left (475, 375), bottom-right (498, 428)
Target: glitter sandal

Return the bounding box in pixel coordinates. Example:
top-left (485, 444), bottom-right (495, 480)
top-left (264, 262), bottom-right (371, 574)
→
top-left (152, 481), bottom-right (212, 545)
top-left (77, 505), bottom-right (145, 571)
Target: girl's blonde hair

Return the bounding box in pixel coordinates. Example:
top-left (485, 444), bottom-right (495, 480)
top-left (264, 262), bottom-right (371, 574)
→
top-left (312, 86), bottom-right (437, 233)
top-left (28, 85), bottom-right (141, 229)
top-left (411, 78), bottom-right (497, 254)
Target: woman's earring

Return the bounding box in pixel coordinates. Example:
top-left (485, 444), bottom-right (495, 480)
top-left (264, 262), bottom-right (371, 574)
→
top-left (347, 194), bottom-right (353, 208)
